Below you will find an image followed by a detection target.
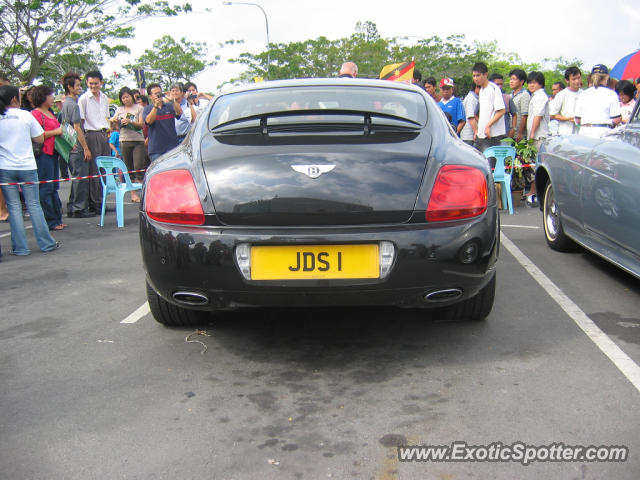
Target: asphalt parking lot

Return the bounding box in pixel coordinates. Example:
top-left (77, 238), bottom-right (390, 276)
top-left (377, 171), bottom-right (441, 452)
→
top-left (1, 185), bottom-right (639, 480)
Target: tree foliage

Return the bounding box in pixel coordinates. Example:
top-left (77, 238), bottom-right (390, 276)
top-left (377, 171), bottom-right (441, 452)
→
top-left (229, 21), bottom-right (583, 96)
top-left (123, 35), bottom-right (226, 87)
top-left (0, 0), bottom-right (193, 85)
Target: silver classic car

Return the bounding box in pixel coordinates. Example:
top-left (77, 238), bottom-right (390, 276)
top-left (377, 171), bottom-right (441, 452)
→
top-left (534, 101), bottom-right (640, 279)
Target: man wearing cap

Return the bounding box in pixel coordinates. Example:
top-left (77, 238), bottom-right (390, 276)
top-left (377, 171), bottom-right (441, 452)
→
top-left (575, 64), bottom-right (621, 139)
top-left (53, 93), bottom-right (65, 113)
top-left (437, 78), bottom-right (466, 134)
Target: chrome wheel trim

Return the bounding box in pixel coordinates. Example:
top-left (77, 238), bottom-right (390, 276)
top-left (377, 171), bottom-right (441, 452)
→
top-left (544, 184), bottom-right (560, 240)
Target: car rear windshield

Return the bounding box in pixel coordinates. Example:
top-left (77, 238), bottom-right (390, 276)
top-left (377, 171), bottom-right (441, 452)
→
top-left (208, 85), bottom-right (427, 129)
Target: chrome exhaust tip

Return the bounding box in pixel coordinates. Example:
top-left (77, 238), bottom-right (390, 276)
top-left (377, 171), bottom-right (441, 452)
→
top-left (424, 288), bottom-right (463, 302)
top-left (172, 291), bottom-right (209, 306)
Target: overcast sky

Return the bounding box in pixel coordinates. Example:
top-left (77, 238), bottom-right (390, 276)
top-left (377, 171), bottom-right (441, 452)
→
top-left (108, 0), bottom-right (640, 91)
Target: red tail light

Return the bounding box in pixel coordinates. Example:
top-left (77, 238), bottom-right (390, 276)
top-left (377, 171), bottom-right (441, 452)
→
top-left (145, 170), bottom-right (205, 225)
top-left (426, 165), bottom-right (488, 222)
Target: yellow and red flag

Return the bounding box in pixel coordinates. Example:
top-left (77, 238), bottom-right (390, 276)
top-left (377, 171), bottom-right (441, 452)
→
top-left (379, 61), bottom-right (415, 83)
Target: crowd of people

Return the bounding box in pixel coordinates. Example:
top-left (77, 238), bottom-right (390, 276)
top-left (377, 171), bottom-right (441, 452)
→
top-left (405, 62), bottom-right (637, 206)
top-left (0, 69), bottom-right (212, 260)
top-left (0, 60), bottom-right (638, 259)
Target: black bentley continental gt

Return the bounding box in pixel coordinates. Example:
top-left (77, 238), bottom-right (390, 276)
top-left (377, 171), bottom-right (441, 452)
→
top-left (140, 79), bottom-right (499, 326)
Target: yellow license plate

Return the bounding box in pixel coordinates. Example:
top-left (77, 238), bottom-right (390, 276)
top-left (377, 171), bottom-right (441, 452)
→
top-left (250, 244), bottom-right (379, 280)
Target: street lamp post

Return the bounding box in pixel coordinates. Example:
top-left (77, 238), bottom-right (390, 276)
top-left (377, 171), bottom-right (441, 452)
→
top-left (222, 1), bottom-right (270, 69)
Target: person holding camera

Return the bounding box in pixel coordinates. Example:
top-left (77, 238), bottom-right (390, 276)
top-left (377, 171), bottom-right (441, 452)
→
top-left (111, 87), bottom-right (144, 202)
top-left (184, 82), bottom-right (211, 117)
top-left (169, 83), bottom-right (195, 143)
top-left (143, 83), bottom-right (183, 161)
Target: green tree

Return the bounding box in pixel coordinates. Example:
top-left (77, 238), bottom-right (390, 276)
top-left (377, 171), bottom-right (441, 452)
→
top-left (228, 21), bottom-right (584, 97)
top-left (123, 35), bottom-right (226, 87)
top-left (0, 0), bottom-right (193, 85)
top-left (36, 48), bottom-right (102, 90)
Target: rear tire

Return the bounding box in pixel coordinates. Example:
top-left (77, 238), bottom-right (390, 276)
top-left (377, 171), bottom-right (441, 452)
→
top-left (436, 273), bottom-right (496, 321)
top-left (146, 282), bottom-right (209, 327)
top-left (542, 182), bottom-right (576, 252)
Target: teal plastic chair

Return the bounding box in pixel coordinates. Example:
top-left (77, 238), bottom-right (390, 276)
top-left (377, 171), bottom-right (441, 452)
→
top-left (95, 156), bottom-right (142, 228)
top-left (483, 146), bottom-right (516, 215)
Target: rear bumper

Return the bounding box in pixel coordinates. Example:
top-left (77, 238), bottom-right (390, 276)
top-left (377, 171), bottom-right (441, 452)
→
top-left (140, 209), bottom-right (499, 310)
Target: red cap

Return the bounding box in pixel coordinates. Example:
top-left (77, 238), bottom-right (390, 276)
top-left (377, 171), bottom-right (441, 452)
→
top-left (439, 77), bottom-right (454, 88)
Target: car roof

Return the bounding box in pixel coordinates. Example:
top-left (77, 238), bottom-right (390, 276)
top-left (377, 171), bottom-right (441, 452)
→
top-left (219, 78), bottom-right (426, 96)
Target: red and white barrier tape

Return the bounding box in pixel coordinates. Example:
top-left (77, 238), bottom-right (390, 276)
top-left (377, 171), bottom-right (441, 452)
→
top-left (1, 164), bottom-right (534, 186)
top-left (0, 169), bottom-right (147, 186)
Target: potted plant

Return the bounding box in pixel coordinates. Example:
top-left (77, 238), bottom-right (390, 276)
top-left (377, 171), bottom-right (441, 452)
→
top-left (502, 138), bottom-right (537, 201)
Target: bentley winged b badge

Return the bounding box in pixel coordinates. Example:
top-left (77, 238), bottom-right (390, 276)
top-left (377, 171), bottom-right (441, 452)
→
top-left (291, 164), bottom-right (336, 179)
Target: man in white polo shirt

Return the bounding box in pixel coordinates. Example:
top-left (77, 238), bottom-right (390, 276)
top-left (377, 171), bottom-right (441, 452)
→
top-left (78, 70), bottom-right (110, 213)
top-left (550, 66), bottom-right (583, 136)
top-left (472, 62), bottom-right (506, 158)
top-left (524, 71), bottom-right (550, 207)
top-left (575, 64), bottom-right (621, 139)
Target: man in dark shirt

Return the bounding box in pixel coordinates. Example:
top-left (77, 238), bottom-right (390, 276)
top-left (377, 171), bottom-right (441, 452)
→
top-left (143, 83), bottom-right (183, 161)
top-left (61, 72), bottom-right (94, 218)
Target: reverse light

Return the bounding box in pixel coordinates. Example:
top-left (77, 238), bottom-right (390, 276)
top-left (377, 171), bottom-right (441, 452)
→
top-left (145, 170), bottom-right (205, 225)
top-left (235, 243), bottom-right (251, 280)
top-left (426, 165), bottom-right (488, 222)
top-left (379, 241), bottom-right (395, 278)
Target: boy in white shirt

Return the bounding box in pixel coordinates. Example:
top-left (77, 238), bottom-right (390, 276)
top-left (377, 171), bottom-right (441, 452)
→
top-left (527, 71), bottom-right (550, 148)
top-left (525, 71), bottom-right (550, 207)
top-left (472, 62), bottom-right (506, 158)
top-left (550, 67), bottom-right (583, 135)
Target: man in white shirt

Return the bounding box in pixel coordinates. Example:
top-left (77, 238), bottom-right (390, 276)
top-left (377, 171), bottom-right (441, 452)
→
top-left (524, 71), bottom-right (550, 207)
top-left (526, 71), bottom-right (550, 147)
top-left (170, 83), bottom-right (196, 143)
top-left (472, 62), bottom-right (506, 156)
top-left (460, 84), bottom-right (480, 146)
top-left (78, 70), bottom-right (110, 213)
top-left (575, 64), bottom-right (621, 138)
top-left (185, 82), bottom-right (212, 117)
top-left (509, 69), bottom-right (530, 142)
top-left (550, 67), bottom-right (583, 135)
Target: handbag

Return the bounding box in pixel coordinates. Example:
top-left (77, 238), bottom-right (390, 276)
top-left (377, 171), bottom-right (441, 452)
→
top-left (54, 122), bottom-right (78, 162)
top-left (32, 111), bottom-right (45, 158)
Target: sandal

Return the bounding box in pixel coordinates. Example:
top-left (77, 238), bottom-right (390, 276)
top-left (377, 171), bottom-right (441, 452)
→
top-left (51, 224), bottom-right (65, 231)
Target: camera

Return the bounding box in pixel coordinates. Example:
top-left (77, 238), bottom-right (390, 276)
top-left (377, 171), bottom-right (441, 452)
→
top-left (188, 94), bottom-right (197, 101)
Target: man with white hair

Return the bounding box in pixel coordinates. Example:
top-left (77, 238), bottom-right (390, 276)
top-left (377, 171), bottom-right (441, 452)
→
top-left (338, 62), bottom-right (358, 78)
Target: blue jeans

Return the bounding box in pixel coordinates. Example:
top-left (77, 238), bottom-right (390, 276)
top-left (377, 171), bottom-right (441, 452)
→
top-left (0, 169), bottom-right (57, 255)
top-left (36, 152), bottom-right (63, 229)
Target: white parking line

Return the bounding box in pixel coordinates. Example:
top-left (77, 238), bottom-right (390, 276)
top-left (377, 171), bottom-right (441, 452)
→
top-left (120, 302), bottom-right (150, 324)
top-left (501, 232), bottom-right (640, 394)
top-left (0, 225), bottom-right (32, 239)
top-left (501, 225), bottom-right (540, 229)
